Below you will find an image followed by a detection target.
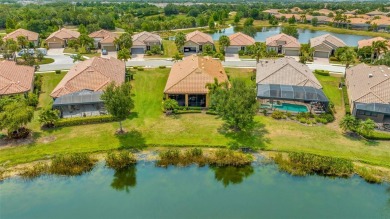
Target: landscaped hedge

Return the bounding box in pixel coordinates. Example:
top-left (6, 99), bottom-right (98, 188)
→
top-left (363, 131), bottom-right (390, 141)
top-left (177, 106), bottom-right (203, 111)
top-left (175, 110), bottom-right (202, 114)
top-left (54, 115), bottom-right (119, 127)
top-left (313, 69), bottom-right (330, 76)
top-left (341, 78), bottom-right (351, 115)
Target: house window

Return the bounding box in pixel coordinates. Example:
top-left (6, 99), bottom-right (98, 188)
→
top-left (146, 46), bottom-right (150, 51)
top-left (188, 94), bottom-right (206, 107)
top-left (168, 94), bottom-right (185, 106)
top-left (241, 46), bottom-right (245, 51)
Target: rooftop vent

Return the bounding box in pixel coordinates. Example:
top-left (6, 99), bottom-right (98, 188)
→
top-left (368, 74), bottom-right (373, 78)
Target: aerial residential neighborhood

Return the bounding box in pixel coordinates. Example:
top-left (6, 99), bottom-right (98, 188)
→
top-left (0, 1), bottom-right (390, 218)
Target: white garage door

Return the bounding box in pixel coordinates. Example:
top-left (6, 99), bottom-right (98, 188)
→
top-left (49, 43), bottom-right (62, 48)
top-left (225, 47), bottom-right (240, 54)
top-left (314, 51), bottom-right (329, 58)
top-left (285, 49), bottom-right (299, 56)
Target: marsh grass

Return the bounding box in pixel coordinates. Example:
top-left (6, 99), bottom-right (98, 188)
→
top-left (20, 162), bottom-right (49, 179)
top-left (157, 148), bottom-right (252, 167)
top-left (50, 153), bottom-right (96, 176)
top-left (105, 151), bottom-right (137, 170)
top-left (273, 152), bottom-right (354, 177)
top-left (355, 167), bottom-right (383, 184)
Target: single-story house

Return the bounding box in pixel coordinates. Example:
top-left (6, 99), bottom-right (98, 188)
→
top-left (0, 60), bottom-right (35, 96)
top-left (164, 55), bottom-right (228, 107)
top-left (344, 10), bottom-right (357, 16)
top-left (345, 64), bottom-right (390, 125)
top-left (45, 28), bottom-right (80, 49)
top-left (256, 57), bottom-right (329, 113)
top-left (131, 31), bottom-right (162, 54)
top-left (225, 32), bottom-right (255, 54)
top-left (366, 10), bottom-right (388, 17)
top-left (3, 28), bottom-right (39, 47)
top-left (314, 9), bottom-right (334, 16)
top-left (51, 57), bottom-right (125, 118)
top-left (357, 37), bottom-right (390, 49)
top-left (262, 9), bottom-right (280, 16)
top-left (310, 34), bottom-right (347, 58)
top-left (183, 30), bottom-right (214, 53)
top-left (265, 33), bottom-right (301, 56)
top-left (311, 16), bottom-right (333, 25)
top-left (348, 18), bottom-right (371, 30)
top-left (290, 7), bottom-right (303, 14)
top-left (89, 29), bottom-right (118, 51)
top-left (371, 17), bottom-right (390, 31)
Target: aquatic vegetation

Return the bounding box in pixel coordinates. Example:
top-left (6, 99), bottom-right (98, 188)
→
top-left (105, 151), bottom-right (136, 170)
top-left (20, 163), bottom-right (49, 179)
top-left (50, 153), bottom-right (96, 176)
top-left (273, 152), bottom-right (354, 177)
top-left (210, 149), bottom-right (253, 167)
top-left (355, 167), bottom-right (383, 184)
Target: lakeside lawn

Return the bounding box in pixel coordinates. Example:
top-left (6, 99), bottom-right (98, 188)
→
top-left (0, 68), bottom-right (390, 168)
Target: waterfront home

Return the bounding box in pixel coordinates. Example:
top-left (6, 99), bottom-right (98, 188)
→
top-left (164, 55), bottom-right (228, 107)
top-left (347, 18), bottom-right (371, 30)
top-left (309, 16), bottom-right (332, 25)
top-left (290, 7), bottom-right (303, 14)
top-left (345, 64), bottom-right (390, 126)
top-left (265, 33), bottom-right (300, 56)
top-left (310, 34), bottom-right (347, 58)
top-left (45, 28), bottom-right (80, 49)
top-left (3, 28), bottom-right (39, 47)
top-left (314, 9), bottom-right (334, 16)
top-left (344, 10), bottom-right (357, 16)
top-left (183, 31), bottom-right (214, 53)
top-left (256, 57), bottom-right (329, 113)
top-left (0, 60), bottom-right (35, 96)
top-left (131, 31), bottom-right (162, 54)
top-left (50, 57), bottom-right (125, 118)
top-left (371, 17), bottom-right (390, 31)
top-left (89, 29), bottom-right (118, 51)
top-left (357, 37), bottom-right (390, 55)
top-left (225, 32), bottom-right (255, 54)
top-left (262, 9), bottom-right (280, 16)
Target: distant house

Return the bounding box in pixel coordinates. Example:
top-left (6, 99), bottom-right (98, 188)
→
top-left (357, 37), bottom-right (390, 49)
top-left (256, 57), bottom-right (329, 112)
top-left (51, 57), bottom-right (125, 118)
top-left (262, 9), bottom-right (280, 16)
top-left (348, 18), bottom-right (371, 30)
top-left (265, 33), bottom-right (301, 56)
top-left (0, 60), bottom-right (35, 96)
top-left (3, 28), bottom-right (39, 47)
top-left (365, 10), bottom-right (388, 17)
top-left (371, 17), bottom-right (390, 31)
top-left (345, 64), bottom-right (390, 124)
top-left (164, 55), bottom-right (228, 107)
top-left (89, 29), bottom-right (118, 51)
top-left (225, 32), bottom-right (255, 54)
top-left (315, 9), bottom-right (334, 16)
top-left (310, 34), bottom-right (347, 58)
top-left (183, 30), bottom-right (214, 53)
top-left (290, 7), bottom-right (303, 14)
top-left (131, 31), bottom-right (162, 54)
top-left (45, 28), bottom-right (80, 49)
top-left (344, 10), bottom-right (357, 16)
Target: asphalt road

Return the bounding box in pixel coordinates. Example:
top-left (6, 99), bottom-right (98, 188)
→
top-left (38, 57), bottom-right (346, 73)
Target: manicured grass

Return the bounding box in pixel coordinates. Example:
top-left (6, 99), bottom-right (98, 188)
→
top-left (63, 48), bottom-right (101, 57)
top-left (144, 40), bottom-right (178, 58)
top-left (314, 73), bottom-right (343, 111)
top-left (225, 68), bottom-right (255, 80)
top-left (37, 57), bottom-right (55, 65)
top-left (0, 68), bottom-right (389, 169)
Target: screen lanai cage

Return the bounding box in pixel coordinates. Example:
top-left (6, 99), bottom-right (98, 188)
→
top-left (257, 84), bottom-right (330, 112)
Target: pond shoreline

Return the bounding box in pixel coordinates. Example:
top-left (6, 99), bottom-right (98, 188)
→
top-left (1, 148), bottom-right (389, 183)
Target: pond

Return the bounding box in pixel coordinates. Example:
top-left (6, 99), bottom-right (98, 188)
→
top-left (209, 26), bottom-right (372, 46)
top-left (1, 162), bottom-right (389, 219)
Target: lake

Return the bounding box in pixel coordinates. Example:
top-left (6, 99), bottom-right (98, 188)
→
top-left (209, 26), bottom-right (372, 46)
top-left (1, 162), bottom-right (389, 219)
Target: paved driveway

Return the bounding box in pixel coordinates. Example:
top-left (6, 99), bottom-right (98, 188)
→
top-left (313, 57), bottom-right (330, 65)
top-left (47, 48), bottom-right (65, 55)
top-left (39, 49), bottom-right (75, 71)
top-left (131, 53), bottom-right (144, 61)
top-left (225, 53), bottom-right (240, 61)
top-left (101, 51), bottom-right (117, 59)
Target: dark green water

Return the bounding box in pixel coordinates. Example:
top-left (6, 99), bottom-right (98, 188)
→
top-left (1, 162), bottom-right (389, 219)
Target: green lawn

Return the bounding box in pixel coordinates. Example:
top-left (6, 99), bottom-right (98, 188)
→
top-left (37, 57), bottom-right (55, 65)
top-left (0, 68), bottom-right (390, 168)
top-left (144, 40), bottom-right (178, 58)
top-left (63, 48), bottom-right (101, 57)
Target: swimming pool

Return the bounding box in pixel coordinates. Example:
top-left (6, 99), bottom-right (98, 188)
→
top-left (273, 103), bottom-right (308, 113)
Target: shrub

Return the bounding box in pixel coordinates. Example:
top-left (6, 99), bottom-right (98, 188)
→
top-left (54, 115), bottom-right (118, 127)
top-left (55, 70), bottom-right (61, 74)
top-left (145, 51), bottom-right (152, 56)
top-left (318, 113), bottom-right (335, 124)
top-left (175, 110), bottom-right (202, 114)
top-left (159, 66), bottom-right (166, 69)
top-left (362, 131), bottom-right (390, 140)
top-left (33, 74), bottom-right (43, 94)
top-left (132, 66), bottom-right (138, 70)
top-left (341, 79), bottom-right (351, 115)
top-left (329, 56), bottom-right (338, 61)
top-left (26, 93), bottom-right (38, 107)
top-left (238, 50), bottom-right (245, 56)
top-left (163, 99), bottom-right (179, 111)
top-left (210, 149), bottom-right (253, 167)
top-left (20, 162), bottom-right (49, 179)
top-left (314, 69), bottom-right (330, 76)
top-left (299, 118), bottom-right (307, 123)
top-left (50, 153), bottom-right (96, 176)
top-left (137, 67), bottom-right (144, 71)
top-left (39, 108), bottom-right (60, 128)
top-left (105, 151), bottom-right (136, 170)
top-left (271, 111), bottom-right (284, 119)
top-left (206, 110), bottom-right (218, 115)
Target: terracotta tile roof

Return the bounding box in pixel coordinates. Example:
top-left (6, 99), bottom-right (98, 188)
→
top-left (46, 28), bottom-right (80, 41)
top-left (315, 9), bottom-right (334, 15)
top-left (310, 34), bottom-right (347, 49)
top-left (357, 37), bottom-right (390, 49)
top-left (256, 57), bottom-right (322, 89)
top-left (228, 32), bottom-right (255, 46)
top-left (371, 17), bottom-right (390, 26)
top-left (185, 30), bottom-right (214, 45)
top-left (164, 55), bottom-right (228, 94)
top-left (51, 57), bottom-right (125, 98)
top-left (291, 7), bottom-right (303, 13)
top-left (312, 16), bottom-right (333, 22)
top-left (0, 61), bottom-right (35, 96)
top-left (348, 17), bottom-right (370, 25)
top-left (266, 33), bottom-right (300, 48)
top-left (262, 9), bottom-right (280, 15)
top-left (274, 14), bottom-right (297, 19)
top-left (89, 30), bottom-right (118, 44)
top-left (132, 31), bottom-right (162, 46)
top-left (3, 28), bottom-right (39, 41)
top-left (346, 64), bottom-right (390, 104)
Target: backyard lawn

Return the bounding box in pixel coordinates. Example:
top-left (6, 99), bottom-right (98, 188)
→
top-left (0, 68), bottom-right (389, 168)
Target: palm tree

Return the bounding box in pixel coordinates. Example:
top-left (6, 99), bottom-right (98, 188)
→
top-left (299, 44), bottom-right (314, 64)
top-left (339, 115), bottom-right (359, 133)
top-left (299, 14), bottom-right (306, 23)
top-left (117, 48), bottom-right (131, 61)
top-left (339, 47), bottom-right (357, 68)
top-left (205, 77), bottom-right (228, 95)
top-left (249, 42), bottom-right (267, 63)
top-left (371, 40), bottom-right (388, 63)
top-left (16, 36), bottom-right (28, 48)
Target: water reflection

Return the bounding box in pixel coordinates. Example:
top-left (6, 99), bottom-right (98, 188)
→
top-left (110, 165), bottom-right (137, 193)
top-left (211, 165), bottom-right (254, 187)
